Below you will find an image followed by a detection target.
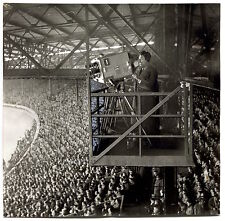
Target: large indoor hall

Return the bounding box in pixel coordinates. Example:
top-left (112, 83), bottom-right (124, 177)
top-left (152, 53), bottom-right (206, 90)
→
top-left (2, 3), bottom-right (220, 218)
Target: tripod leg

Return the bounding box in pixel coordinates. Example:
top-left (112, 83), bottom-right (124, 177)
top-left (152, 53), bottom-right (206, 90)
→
top-left (131, 93), bottom-right (136, 125)
top-left (109, 96), bottom-right (117, 130)
top-left (101, 96), bottom-right (115, 133)
top-left (118, 97), bottom-right (130, 128)
top-left (104, 96), bottom-right (114, 132)
top-left (123, 96), bottom-right (152, 146)
top-left (100, 96), bottom-right (109, 133)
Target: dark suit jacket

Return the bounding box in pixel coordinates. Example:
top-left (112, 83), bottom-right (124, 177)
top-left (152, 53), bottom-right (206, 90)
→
top-left (137, 63), bottom-right (158, 92)
top-left (136, 63), bottom-right (159, 136)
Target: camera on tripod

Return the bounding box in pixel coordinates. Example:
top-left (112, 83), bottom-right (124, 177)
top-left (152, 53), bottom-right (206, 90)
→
top-left (89, 52), bottom-right (133, 85)
top-left (89, 51), bottom-right (153, 155)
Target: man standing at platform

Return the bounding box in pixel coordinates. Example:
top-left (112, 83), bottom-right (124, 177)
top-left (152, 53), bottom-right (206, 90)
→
top-left (136, 51), bottom-right (158, 93)
top-left (133, 51), bottom-right (159, 145)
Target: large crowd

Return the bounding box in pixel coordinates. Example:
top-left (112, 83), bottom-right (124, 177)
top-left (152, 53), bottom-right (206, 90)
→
top-left (177, 86), bottom-right (220, 215)
top-left (3, 79), bottom-right (220, 217)
top-left (3, 79), bottom-right (139, 217)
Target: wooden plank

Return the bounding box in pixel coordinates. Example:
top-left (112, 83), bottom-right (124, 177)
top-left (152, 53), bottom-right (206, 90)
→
top-left (91, 155), bottom-right (195, 167)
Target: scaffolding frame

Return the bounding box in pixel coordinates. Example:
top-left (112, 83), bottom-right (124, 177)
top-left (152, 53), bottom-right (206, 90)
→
top-left (89, 81), bottom-right (194, 167)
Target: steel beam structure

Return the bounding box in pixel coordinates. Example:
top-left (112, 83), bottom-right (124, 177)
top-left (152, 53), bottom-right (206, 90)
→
top-left (176, 5), bottom-right (186, 79)
top-left (108, 5), bottom-right (178, 76)
top-left (3, 69), bottom-right (86, 79)
top-left (38, 42), bottom-right (61, 67)
top-left (12, 4), bottom-right (72, 36)
top-left (5, 20), bottom-right (48, 38)
top-left (85, 5), bottom-right (139, 54)
top-left (6, 25), bottom-right (146, 46)
top-left (5, 35), bottom-right (48, 74)
top-left (144, 4), bottom-right (153, 13)
top-left (56, 5), bottom-right (113, 47)
top-left (4, 38), bottom-right (63, 69)
top-left (200, 5), bottom-right (208, 37)
top-left (185, 5), bottom-right (193, 77)
top-left (11, 56), bottom-right (27, 69)
top-left (72, 39), bottom-right (101, 68)
top-left (135, 16), bottom-right (158, 46)
top-left (3, 6), bottom-right (17, 26)
top-left (55, 8), bottom-right (117, 69)
top-left (129, 5), bottom-right (138, 28)
top-left (9, 4), bottom-right (85, 50)
top-left (54, 25), bottom-right (96, 69)
top-left (4, 25), bottom-right (80, 68)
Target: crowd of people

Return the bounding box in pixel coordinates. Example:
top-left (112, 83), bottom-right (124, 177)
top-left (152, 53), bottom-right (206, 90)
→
top-left (3, 79), bottom-right (220, 217)
top-left (3, 79), bottom-right (139, 217)
top-left (177, 86), bottom-right (220, 215)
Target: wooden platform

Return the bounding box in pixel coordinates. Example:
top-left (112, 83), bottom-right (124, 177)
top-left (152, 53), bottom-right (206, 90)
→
top-left (91, 137), bottom-right (194, 166)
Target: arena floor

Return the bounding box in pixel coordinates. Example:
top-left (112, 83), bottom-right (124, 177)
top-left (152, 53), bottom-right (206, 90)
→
top-left (3, 106), bottom-right (34, 164)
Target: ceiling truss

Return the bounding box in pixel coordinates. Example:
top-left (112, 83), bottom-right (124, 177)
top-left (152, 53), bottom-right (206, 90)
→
top-left (3, 3), bottom-right (220, 74)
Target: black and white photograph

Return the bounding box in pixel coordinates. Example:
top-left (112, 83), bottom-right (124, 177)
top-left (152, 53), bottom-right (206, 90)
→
top-left (2, 1), bottom-right (221, 218)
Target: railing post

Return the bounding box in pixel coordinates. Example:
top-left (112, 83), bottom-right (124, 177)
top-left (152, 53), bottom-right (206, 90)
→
top-left (183, 82), bottom-right (189, 157)
top-left (97, 96), bottom-right (100, 135)
top-left (189, 83), bottom-right (193, 158)
top-left (138, 94), bottom-right (142, 156)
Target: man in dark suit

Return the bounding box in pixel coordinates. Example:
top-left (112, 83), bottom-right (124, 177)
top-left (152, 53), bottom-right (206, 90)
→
top-left (136, 51), bottom-right (158, 92)
top-left (133, 51), bottom-right (159, 145)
